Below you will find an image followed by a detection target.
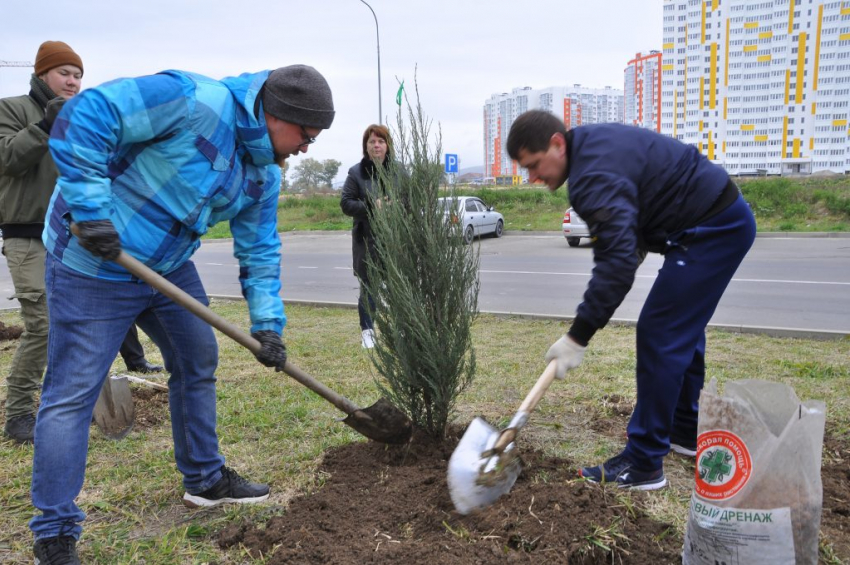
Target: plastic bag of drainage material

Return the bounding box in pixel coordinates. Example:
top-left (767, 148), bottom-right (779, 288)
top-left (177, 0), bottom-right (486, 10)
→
top-left (682, 379), bottom-right (826, 565)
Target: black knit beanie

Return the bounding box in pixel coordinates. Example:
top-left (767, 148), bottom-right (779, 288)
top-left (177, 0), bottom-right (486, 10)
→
top-left (262, 65), bottom-right (335, 129)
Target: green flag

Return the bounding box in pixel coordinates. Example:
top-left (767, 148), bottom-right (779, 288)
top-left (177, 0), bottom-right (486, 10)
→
top-left (396, 81), bottom-right (404, 106)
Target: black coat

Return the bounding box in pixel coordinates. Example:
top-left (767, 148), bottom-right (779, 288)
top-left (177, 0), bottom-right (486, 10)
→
top-left (340, 157), bottom-right (390, 280)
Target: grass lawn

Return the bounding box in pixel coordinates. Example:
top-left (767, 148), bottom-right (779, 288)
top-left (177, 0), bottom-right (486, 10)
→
top-left (203, 176), bottom-right (850, 239)
top-left (0, 303), bottom-right (848, 563)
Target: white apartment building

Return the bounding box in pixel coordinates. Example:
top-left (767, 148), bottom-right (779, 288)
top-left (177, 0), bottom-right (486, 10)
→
top-left (483, 85), bottom-right (624, 178)
top-left (661, 0), bottom-right (850, 175)
top-left (625, 51), bottom-right (664, 131)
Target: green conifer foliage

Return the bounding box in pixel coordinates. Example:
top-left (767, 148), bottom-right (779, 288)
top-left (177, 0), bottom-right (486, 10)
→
top-left (364, 82), bottom-right (480, 438)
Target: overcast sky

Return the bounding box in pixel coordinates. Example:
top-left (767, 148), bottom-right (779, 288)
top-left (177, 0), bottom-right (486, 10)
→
top-left (2, 0), bottom-right (663, 182)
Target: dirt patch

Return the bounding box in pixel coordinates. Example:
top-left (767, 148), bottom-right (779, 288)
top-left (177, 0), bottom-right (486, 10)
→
top-left (820, 434), bottom-right (850, 559)
top-left (219, 426), bottom-right (850, 564)
top-left (588, 395), bottom-right (633, 438)
top-left (0, 321), bottom-right (23, 341)
top-left (131, 386), bottom-right (169, 430)
top-left (219, 429), bottom-right (682, 564)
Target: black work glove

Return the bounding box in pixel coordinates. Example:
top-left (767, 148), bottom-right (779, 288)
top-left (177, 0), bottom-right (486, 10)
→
top-left (75, 219), bottom-right (122, 261)
top-left (38, 98), bottom-right (66, 134)
top-left (251, 330), bottom-right (287, 369)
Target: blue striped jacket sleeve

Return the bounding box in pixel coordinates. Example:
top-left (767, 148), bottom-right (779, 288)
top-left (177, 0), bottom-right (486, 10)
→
top-left (49, 74), bottom-right (190, 221)
top-left (232, 171), bottom-right (285, 334)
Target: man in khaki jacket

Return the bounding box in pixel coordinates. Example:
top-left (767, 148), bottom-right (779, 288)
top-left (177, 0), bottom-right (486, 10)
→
top-left (0, 41), bottom-right (161, 445)
top-left (0, 41), bottom-right (83, 444)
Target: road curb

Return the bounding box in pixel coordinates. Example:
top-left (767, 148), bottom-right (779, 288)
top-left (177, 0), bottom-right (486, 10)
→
top-left (500, 231), bottom-right (850, 238)
top-left (207, 295), bottom-right (849, 341)
top-left (197, 230), bottom-right (850, 242)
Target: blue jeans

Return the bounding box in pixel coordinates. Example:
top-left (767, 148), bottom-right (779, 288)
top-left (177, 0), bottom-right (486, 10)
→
top-left (624, 195), bottom-right (756, 471)
top-left (30, 256), bottom-right (225, 540)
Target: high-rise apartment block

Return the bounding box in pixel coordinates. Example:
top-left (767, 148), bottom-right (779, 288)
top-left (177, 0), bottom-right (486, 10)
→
top-left (483, 85), bottom-right (624, 178)
top-left (661, 0), bottom-right (850, 174)
top-left (625, 51), bottom-right (664, 131)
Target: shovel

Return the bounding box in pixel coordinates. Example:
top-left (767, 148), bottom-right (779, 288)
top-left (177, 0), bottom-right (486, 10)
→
top-left (447, 359), bottom-right (558, 515)
top-left (93, 375), bottom-right (135, 440)
top-left (110, 249), bottom-right (412, 444)
top-left (122, 374), bottom-right (169, 392)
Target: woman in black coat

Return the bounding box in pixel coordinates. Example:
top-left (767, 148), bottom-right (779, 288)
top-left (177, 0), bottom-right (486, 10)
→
top-left (340, 124), bottom-right (394, 348)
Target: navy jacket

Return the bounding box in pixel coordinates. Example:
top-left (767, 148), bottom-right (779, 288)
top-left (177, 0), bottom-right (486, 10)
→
top-left (565, 123), bottom-right (733, 343)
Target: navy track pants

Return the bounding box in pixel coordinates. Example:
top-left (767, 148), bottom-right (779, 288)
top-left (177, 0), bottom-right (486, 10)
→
top-left (623, 194), bottom-right (756, 471)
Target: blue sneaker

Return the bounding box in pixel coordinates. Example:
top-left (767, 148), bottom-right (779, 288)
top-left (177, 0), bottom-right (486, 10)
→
top-left (579, 452), bottom-right (667, 490)
top-left (670, 440), bottom-right (697, 457)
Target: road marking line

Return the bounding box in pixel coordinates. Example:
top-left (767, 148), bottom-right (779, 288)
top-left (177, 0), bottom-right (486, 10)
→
top-left (481, 269), bottom-right (590, 277)
top-left (479, 269), bottom-right (849, 286)
top-left (732, 277), bottom-right (850, 286)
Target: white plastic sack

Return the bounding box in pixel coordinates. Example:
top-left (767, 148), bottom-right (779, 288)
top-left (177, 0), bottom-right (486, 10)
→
top-left (682, 379), bottom-right (826, 565)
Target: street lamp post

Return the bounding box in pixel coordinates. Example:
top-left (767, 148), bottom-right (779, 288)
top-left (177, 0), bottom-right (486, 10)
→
top-left (359, 0), bottom-right (382, 124)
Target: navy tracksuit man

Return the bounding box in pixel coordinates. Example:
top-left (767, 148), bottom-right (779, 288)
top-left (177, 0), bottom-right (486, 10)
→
top-left (508, 112), bottom-right (756, 489)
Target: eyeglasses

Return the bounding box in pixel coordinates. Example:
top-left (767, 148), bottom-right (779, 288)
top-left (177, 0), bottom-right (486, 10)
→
top-left (299, 125), bottom-right (317, 147)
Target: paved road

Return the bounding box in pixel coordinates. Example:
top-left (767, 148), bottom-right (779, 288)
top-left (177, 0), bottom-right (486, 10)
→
top-left (1, 233), bottom-right (848, 336)
top-left (195, 232), bottom-right (850, 336)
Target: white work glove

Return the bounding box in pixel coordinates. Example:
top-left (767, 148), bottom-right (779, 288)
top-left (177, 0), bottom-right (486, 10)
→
top-left (545, 335), bottom-right (586, 379)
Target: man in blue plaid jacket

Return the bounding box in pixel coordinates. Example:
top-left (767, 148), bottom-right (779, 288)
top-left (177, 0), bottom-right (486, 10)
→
top-left (30, 64), bottom-right (334, 563)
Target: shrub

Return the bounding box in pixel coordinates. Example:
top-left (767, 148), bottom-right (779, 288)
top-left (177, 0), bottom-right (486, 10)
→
top-left (364, 81), bottom-right (480, 438)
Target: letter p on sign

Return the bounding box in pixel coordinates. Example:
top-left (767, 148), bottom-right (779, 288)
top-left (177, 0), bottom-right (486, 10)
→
top-left (445, 154), bottom-right (458, 173)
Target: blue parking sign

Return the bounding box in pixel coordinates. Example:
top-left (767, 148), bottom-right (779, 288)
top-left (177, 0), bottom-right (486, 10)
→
top-left (445, 153), bottom-right (458, 173)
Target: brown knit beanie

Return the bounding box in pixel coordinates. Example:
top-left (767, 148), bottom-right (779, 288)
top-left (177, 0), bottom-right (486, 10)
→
top-left (34, 41), bottom-right (84, 76)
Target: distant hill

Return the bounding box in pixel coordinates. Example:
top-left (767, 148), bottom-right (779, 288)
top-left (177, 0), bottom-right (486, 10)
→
top-left (458, 166), bottom-right (484, 175)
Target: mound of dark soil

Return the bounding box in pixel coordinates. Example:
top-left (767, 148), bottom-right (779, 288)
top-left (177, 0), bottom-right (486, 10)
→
top-left (820, 434), bottom-right (850, 558)
top-left (0, 321), bottom-right (23, 341)
top-left (219, 430), bottom-right (683, 564)
top-left (131, 386), bottom-right (169, 430)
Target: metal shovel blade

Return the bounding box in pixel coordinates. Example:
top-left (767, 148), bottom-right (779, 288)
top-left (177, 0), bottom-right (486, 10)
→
top-left (93, 375), bottom-right (135, 440)
top-left (447, 417), bottom-right (522, 515)
top-left (342, 397), bottom-right (412, 444)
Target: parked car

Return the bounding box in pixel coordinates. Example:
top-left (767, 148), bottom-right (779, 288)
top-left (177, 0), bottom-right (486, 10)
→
top-left (562, 207), bottom-right (590, 247)
top-left (438, 196), bottom-right (504, 244)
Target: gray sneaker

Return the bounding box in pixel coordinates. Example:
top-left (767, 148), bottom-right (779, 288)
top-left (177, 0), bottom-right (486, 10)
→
top-left (4, 413), bottom-right (35, 444)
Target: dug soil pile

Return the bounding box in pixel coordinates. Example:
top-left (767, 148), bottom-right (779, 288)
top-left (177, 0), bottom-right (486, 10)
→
top-left (0, 321), bottom-right (23, 341)
top-left (219, 429), bottom-right (682, 564)
top-left (219, 426), bottom-right (849, 564)
top-left (131, 387), bottom-right (169, 430)
top-left (820, 434), bottom-right (850, 559)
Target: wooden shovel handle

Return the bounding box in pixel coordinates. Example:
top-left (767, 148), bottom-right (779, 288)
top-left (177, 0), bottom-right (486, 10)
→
top-left (491, 359), bottom-right (558, 453)
top-left (123, 374), bottom-right (169, 392)
top-left (518, 359), bottom-right (559, 414)
top-left (111, 250), bottom-right (362, 416)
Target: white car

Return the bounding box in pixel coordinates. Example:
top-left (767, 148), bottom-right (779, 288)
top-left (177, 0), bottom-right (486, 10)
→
top-left (439, 196), bottom-right (505, 244)
top-left (562, 207), bottom-right (590, 247)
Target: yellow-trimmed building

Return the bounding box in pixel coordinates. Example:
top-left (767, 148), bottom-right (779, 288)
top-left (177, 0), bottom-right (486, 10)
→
top-left (661, 0), bottom-right (850, 174)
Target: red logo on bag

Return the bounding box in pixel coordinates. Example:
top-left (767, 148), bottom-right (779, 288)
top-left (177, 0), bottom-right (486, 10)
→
top-left (694, 430), bottom-right (752, 500)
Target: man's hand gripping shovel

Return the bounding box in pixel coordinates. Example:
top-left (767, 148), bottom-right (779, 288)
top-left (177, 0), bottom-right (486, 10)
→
top-left (447, 359), bottom-right (559, 515)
